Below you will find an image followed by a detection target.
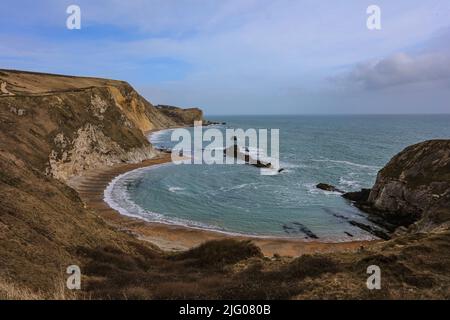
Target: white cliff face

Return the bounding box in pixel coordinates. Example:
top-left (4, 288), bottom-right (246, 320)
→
top-left (89, 94), bottom-right (109, 121)
top-left (48, 124), bottom-right (158, 182)
top-left (43, 89), bottom-right (205, 182)
top-left (43, 89), bottom-right (162, 182)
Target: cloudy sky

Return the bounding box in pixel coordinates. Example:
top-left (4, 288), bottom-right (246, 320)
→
top-left (1, 0), bottom-right (449, 114)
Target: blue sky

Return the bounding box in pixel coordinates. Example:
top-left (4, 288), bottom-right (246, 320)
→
top-left (1, 0), bottom-right (449, 115)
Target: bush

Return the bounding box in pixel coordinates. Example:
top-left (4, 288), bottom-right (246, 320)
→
top-left (286, 255), bottom-right (340, 279)
top-left (173, 239), bottom-right (263, 268)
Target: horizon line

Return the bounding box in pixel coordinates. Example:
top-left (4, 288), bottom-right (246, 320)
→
top-left (205, 113), bottom-right (450, 117)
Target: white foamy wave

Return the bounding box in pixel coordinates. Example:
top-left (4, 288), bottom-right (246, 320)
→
top-left (148, 129), bottom-right (175, 144)
top-left (168, 186), bottom-right (185, 193)
top-left (312, 158), bottom-right (380, 170)
top-left (104, 164), bottom-right (170, 222)
top-left (220, 183), bottom-right (255, 192)
top-left (260, 168), bottom-right (283, 176)
top-left (280, 161), bottom-right (304, 169)
top-left (104, 164), bottom-right (243, 234)
top-left (339, 177), bottom-right (361, 188)
top-left (104, 165), bottom-right (376, 241)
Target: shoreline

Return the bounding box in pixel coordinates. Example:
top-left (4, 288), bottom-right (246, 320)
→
top-left (69, 151), bottom-right (377, 257)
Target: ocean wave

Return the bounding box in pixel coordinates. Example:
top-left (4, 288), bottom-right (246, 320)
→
top-left (168, 186), bottom-right (186, 193)
top-left (220, 183), bottom-right (256, 192)
top-left (148, 129), bottom-right (175, 144)
top-left (104, 164), bottom-right (169, 221)
top-left (104, 167), bottom-right (377, 241)
top-left (104, 165), bottom-right (228, 231)
top-left (101, 128), bottom-right (379, 242)
top-left (103, 164), bottom-right (278, 237)
top-left (280, 161), bottom-right (304, 169)
top-left (338, 177), bottom-right (361, 188)
top-left (311, 158), bottom-right (380, 170)
top-left (103, 165), bottom-right (359, 241)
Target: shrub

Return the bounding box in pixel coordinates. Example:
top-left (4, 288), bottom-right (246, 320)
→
top-left (286, 255), bottom-right (340, 279)
top-left (173, 239), bottom-right (263, 268)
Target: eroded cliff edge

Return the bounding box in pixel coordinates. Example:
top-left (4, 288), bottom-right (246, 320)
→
top-left (341, 140), bottom-right (450, 236)
top-left (368, 140), bottom-right (450, 232)
top-left (0, 69), bottom-right (203, 182)
top-left (0, 69), bottom-right (203, 292)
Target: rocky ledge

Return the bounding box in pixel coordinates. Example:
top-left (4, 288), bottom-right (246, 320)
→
top-left (319, 140), bottom-right (450, 237)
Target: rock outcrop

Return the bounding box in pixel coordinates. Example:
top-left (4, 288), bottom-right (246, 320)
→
top-left (316, 183), bottom-right (343, 193)
top-left (223, 138), bottom-right (280, 171)
top-left (367, 140), bottom-right (450, 230)
top-left (318, 140), bottom-right (450, 237)
top-left (339, 140), bottom-right (450, 234)
top-left (342, 188), bottom-right (371, 202)
top-left (155, 105), bottom-right (204, 127)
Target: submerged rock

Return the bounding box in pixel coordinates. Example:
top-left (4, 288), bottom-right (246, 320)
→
top-left (316, 183), bottom-right (343, 193)
top-left (204, 120), bottom-right (226, 126)
top-left (348, 221), bottom-right (390, 240)
top-left (282, 222), bottom-right (319, 239)
top-left (344, 231), bottom-right (354, 237)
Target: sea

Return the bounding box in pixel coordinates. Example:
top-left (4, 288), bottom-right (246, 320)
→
top-left (104, 115), bottom-right (450, 242)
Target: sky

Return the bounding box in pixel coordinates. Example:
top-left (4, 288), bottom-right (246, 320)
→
top-left (1, 0), bottom-right (449, 115)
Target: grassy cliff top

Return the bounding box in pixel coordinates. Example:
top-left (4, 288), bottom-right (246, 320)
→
top-left (0, 69), bottom-right (128, 95)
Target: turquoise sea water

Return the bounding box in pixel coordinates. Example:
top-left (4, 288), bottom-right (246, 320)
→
top-left (105, 115), bottom-right (450, 241)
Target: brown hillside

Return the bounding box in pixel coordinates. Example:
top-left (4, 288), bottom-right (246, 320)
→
top-left (1, 70), bottom-right (449, 299)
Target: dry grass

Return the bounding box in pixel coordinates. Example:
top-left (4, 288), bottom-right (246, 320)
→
top-left (0, 277), bottom-right (80, 300)
top-left (285, 255), bottom-right (341, 279)
top-left (2, 230), bottom-right (450, 300)
top-left (0, 278), bottom-right (42, 300)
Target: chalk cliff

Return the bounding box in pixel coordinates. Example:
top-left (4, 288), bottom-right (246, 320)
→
top-left (0, 70), bottom-right (203, 292)
top-left (0, 70), bottom-right (203, 181)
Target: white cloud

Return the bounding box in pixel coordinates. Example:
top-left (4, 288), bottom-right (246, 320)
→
top-left (337, 52), bottom-right (450, 90)
top-left (2, 0), bottom-right (450, 113)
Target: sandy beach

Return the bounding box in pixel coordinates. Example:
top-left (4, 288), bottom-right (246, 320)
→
top-left (69, 151), bottom-right (376, 257)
